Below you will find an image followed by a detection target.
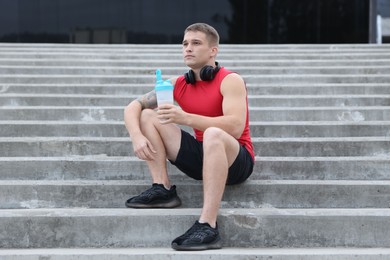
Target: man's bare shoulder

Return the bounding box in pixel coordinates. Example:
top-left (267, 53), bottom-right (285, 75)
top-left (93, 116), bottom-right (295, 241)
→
top-left (220, 73), bottom-right (246, 95)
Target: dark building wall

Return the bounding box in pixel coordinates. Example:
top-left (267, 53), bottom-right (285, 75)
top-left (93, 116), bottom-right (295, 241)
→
top-left (378, 0), bottom-right (390, 17)
top-left (0, 0), bottom-right (371, 44)
top-left (228, 0), bottom-right (370, 43)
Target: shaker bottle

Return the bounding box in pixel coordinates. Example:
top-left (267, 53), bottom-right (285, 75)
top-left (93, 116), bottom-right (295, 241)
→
top-left (155, 69), bottom-right (174, 106)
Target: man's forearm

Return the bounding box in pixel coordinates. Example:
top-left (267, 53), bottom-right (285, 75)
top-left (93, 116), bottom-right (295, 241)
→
top-left (124, 100), bottom-right (143, 138)
top-left (185, 113), bottom-right (245, 139)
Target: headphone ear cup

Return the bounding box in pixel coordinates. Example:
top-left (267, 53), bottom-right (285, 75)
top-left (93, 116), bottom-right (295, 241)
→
top-left (200, 62), bottom-right (220, 81)
top-left (184, 70), bottom-right (196, 84)
top-left (185, 62), bottom-right (221, 84)
top-left (199, 65), bottom-right (215, 81)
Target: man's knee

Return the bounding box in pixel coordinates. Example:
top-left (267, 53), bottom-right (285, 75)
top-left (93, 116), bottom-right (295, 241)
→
top-left (140, 108), bottom-right (157, 125)
top-left (203, 127), bottom-right (226, 147)
top-left (203, 127), bottom-right (240, 163)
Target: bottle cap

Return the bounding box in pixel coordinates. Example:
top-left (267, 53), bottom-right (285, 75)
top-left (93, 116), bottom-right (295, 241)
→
top-left (156, 69), bottom-right (163, 84)
top-left (155, 69), bottom-right (173, 91)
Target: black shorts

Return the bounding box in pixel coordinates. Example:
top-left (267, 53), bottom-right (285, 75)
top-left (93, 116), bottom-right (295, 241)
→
top-left (169, 130), bottom-right (254, 185)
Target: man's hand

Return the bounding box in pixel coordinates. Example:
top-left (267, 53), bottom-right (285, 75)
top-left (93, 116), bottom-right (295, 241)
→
top-left (157, 104), bottom-right (187, 125)
top-left (131, 134), bottom-right (157, 161)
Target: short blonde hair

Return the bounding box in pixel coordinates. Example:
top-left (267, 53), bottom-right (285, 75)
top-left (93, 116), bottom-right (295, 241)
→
top-left (184, 23), bottom-right (219, 47)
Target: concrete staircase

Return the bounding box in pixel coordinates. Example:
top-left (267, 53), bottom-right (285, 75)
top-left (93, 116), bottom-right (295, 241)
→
top-left (0, 43), bottom-right (389, 259)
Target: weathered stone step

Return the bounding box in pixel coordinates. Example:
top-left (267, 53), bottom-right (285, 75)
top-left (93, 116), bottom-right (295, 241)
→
top-left (1, 208), bottom-right (389, 248)
top-left (252, 137), bottom-right (390, 157)
top-left (251, 121), bottom-right (390, 137)
top-left (0, 42), bottom-right (388, 256)
top-left (248, 83), bottom-right (390, 95)
top-left (1, 156), bottom-right (388, 181)
top-left (1, 52), bottom-right (390, 60)
top-left (1, 180), bottom-right (390, 209)
top-left (1, 94), bottom-right (389, 107)
top-left (251, 107), bottom-right (390, 121)
top-left (1, 45), bottom-right (389, 52)
top-left (1, 74), bottom-right (390, 84)
top-left (1, 58), bottom-right (390, 67)
top-left (1, 106), bottom-right (388, 121)
top-left (1, 44), bottom-right (389, 51)
top-left (1, 121), bottom-right (389, 138)
top-left (0, 137), bottom-right (388, 157)
top-left (1, 83), bottom-right (390, 95)
top-left (1, 248), bottom-right (390, 260)
top-left (1, 43), bottom-right (389, 50)
top-left (1, 65), bottom-right (390, 75)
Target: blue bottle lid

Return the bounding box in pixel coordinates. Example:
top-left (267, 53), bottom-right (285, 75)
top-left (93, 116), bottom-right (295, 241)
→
top-left (155, 69), bottom-right (173, 91)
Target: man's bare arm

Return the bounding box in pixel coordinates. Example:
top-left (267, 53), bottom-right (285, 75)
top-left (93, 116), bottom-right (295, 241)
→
top-left (136, 90), bottom-right (158, 110)
top-left (181, 73), bottom-right (247, 138)
top-left (124, 90), bottom-right (157, 138)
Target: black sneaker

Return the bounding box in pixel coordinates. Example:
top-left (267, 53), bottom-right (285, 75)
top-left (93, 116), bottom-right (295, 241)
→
top-left (171, 221), bottom-right (222, 251)
top-left (125, 183), bottom-right (181, 208)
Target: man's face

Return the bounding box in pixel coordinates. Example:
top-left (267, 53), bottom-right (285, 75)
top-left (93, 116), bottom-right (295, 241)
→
top-left (182, 31), bottom-right (216, 70)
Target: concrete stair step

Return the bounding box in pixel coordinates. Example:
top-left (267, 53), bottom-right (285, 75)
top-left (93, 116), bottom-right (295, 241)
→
top-left (1, 248), bottom-right (390, 260)
top-left (1, 156), bottom-right (389, 181)
top-left (1, 74), bottom-right (390, 84)
top-left (1, 65), bottom-right (390, 75)
top-left (1, 51), bottom-right (390, 60)
top-left (1, 180), bottom-right (390, 209)
top-left (252, 137), bottom-right (390, 157)
top-left (0, 136), bottom-right (388, 157)
top-left (1, 83), bottom-right (390, 95)
top-left (2, 121), bottom-right (389, 138)
top-left (0, 43), bottom-right (389, 255)
top-left (250, 121), bottom-right (390, 137)
top-left (2, 58), bottom-right (390, 67)
top-left (251, 107), bottom-right (390, 121)
top-left (247, 83), bottom-right (390, 95)
top-left (1, 42), bottom-right (389, 49)
top-left (1, 106), bottom-right (389, 121)
top-left (1, 93), bottom-right (389, 107)
top-left (0, 44), bottom-right (389, 51)
top-left (1, 208), bottom-right (390, 248)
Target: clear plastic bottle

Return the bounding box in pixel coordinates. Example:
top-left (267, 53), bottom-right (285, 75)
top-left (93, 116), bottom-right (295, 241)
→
top-left (155, 69), bottom-right (173, 106)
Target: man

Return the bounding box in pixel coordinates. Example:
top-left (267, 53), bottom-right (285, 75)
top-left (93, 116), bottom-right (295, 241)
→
top-left (124, 23), bottom-right (254, 251)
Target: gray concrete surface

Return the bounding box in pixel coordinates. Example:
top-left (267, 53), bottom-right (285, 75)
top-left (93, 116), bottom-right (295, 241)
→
top-left (0, 43), bottom-right (389, 258)
top-left (1, 208), bottom-right (390, 248)
top-left (1, 248), bottom-right (390, 260)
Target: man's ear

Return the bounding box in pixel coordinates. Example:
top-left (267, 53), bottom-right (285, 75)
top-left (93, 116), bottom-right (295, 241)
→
top-left (210, 46), bottom-right (218, 58)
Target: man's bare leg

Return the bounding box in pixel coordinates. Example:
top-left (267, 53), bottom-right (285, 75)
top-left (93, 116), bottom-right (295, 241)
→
top-left (139, 109), bottom-right (182, 188)
top-left (125, 109), bottom-right (182, 208)
top-left (199, 127), bottom-right (240, 228)
top-left (171, 127), bottom-right (239, 250)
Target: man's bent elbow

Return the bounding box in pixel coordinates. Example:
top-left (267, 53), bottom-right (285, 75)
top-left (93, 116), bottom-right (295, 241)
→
top-left (228, 123), bottom-right (245, 139)
top-left (232, 129), bottom-right (244, 139)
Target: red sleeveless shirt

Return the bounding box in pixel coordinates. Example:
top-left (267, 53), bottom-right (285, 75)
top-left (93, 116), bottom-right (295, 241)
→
top-left (174, 67), bottom-right (254, 160)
